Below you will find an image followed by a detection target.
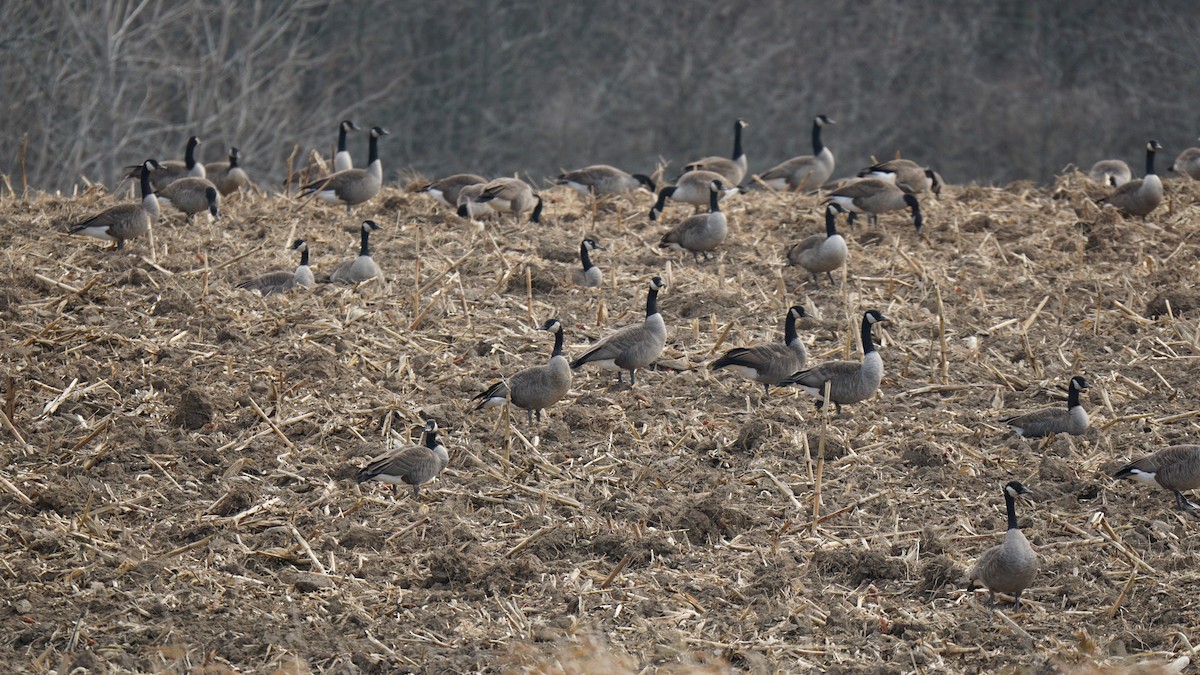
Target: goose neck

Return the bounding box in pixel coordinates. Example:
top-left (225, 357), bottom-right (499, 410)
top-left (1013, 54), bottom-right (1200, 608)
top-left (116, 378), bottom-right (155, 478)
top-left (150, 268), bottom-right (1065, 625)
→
top-left (732, 122), bottom-right (744, 161)
top-left (1145, 146), bottom-right (1157, 176)
top-left (299, 247), bottom-right (309, 267)
top-left (811, 119), bottom-right (824, 156)
top-left (645, 286), bottom-right (660, 318)
top-left (784, 310), bottom-right (799, 346)
top-left (1004, 489), bottom-right (1020, 531)
top-left (359, 227), bottom-right (372, 257)
top-left (368, 132), bottom-right (380, 165)
top-left (709, 187), bottom-right (721, 212)
top-left (860, 315), bottom-right (877, 355)
top-left (579, 242), bottom-right (593, 271)
top-left (551, 327), bottom-right (564, 357)
top-left (139, 165), bottom-right (154, 198)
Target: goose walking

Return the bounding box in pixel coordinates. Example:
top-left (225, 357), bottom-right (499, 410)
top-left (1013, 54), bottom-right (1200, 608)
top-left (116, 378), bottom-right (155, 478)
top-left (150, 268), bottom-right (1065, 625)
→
top-left (648, 170), bottom-right (737, 221)
top-left (968, 481), bottom-right (1038, 609)
top-left (205, 147), bottom-right (250, 196)
top-left (658, 179), bottom-right (728, 261)
top-left (472, 319), bottom-right (572, 426)
top-left (571, 277), bottom-right (667, 386)
top-left (556, 165), bottom-right (655, 197)
top-left (824, 178), bottom-right (923, 233)
top-left (236, 239), bottom-right (314, 295)
top-left (711, 305), bottom-right (809, 399)
top-left (356, 419), bottom-right (448, 500)
top-left (69, 159), bottom-right (159, 250)
top-left (781, 309), bottom-right (888, 414)
top-left (1002, 376), bottom-right (1089, 438)
top-left (683, 118), bottom-right (748, 186)
top-left (460, 177), bottom-right (542, 223)
top-left (329, 220), bottom-right (383, 284)
top-left (786, 204), bottom-right (848, 286)
top-left (1113, 445), bottom-right (1200, 512)
top-left (302, 126), bottom-right (387, 212)
top-left (1099, 140), bottom-right (1163, 218)
top-left (858, 158), bottom-right (941, 196)
top-left (156, 177), bottom-right (220, 222)
top-left (756, 115), bottom-right (836, 192)
top-left (419, 173), bottom-right (487, 209)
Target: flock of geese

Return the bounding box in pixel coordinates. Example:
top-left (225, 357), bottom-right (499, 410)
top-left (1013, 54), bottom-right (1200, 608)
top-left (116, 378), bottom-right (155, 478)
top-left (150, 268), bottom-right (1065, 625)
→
top-left (59, 116), bottom-right (1200, 613)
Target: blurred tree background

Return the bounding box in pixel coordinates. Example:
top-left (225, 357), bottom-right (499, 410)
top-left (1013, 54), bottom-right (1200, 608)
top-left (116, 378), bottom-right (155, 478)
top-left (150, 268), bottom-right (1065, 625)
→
top-left (2, 0), bottom-right (1198, 192)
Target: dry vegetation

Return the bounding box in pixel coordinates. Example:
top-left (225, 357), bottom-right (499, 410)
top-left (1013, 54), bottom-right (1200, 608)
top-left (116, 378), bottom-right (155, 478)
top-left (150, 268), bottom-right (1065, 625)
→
top-left (2, 174), bottom-right (1200, 673)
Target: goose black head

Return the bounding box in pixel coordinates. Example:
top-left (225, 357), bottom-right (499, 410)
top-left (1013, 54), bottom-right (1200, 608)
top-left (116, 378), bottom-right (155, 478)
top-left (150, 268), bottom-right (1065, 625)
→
top-left (1004, 481), bottom-right (1033, 499)
top-left (815, 114), bottom-right (836, 127)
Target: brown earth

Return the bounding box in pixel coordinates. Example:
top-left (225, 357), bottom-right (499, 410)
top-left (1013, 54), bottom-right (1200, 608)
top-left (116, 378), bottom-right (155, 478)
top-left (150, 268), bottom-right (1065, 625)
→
top-left (1, 173), bottom-right (1199, 673)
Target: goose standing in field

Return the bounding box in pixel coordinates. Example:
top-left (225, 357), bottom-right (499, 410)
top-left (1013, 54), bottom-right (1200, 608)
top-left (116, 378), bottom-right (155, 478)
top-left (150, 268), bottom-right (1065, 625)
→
top-left (556, 165), bottom-right (656, 197)
top-left (756, 115), bottom-right (836, 192)
top-left (967, 481), bottom-right (1038, 609)
top-left (236, 239), bottom-right (314, 295)
top-left (1002, 376), bottom-right (1090, 438)
top-left (781, 309), bottom-right (888, 414)
top-left (329, 220), bottom-right (383, 284)
top-left (301, 126), bottom-right (387, 212)
top-left (824, 178), bottom-right (924, 233)
top-left (69, 159), bottom-right (159, 250)
top-left (786, 204), bottom-right (848, 287)
top-left (572, 277), bottom-right (667, 387)
top-left (658, 179), bottom-right (728, 261)
top-left (683, 118), bottom-right (749, 186)
top-left (472, 319), bottom-right (572, 426)
top-left (356, 419), bottom-right (448, 500)
top-left (156, 177), bottom-right (220, 222)
top-left (1169, 139), bottom-right (1200, 180)
top-left (205, 147), bottom-right (250, 196)
top-left (648, 169), bottom-right (737, 221)
top-left (332, 120), bottom-right (359, 172)
top-left (459, 177), bottom-right (542, 224)
top-left (1089, 159), bottom-right (1132, 187)
top-left (711, 305), bottom-right (809, 399)
top-left (418, 173), bottom-right (487, 209)
top-left (574, 238), bottom-right (605, 288)
top-left (1099, 140), bottom-right (1163, 218)
top-left (1113, 445), bottom-right (1200, 512)
top-left (125, 136), bottom-right (205, 190)
top-left (858, 158), bottom-right (942, 196)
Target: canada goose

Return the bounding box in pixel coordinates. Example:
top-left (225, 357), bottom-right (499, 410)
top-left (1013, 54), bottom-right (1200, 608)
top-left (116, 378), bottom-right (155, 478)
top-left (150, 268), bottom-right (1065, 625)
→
top-left (205, 147), bottom-right (250, 196)
top-left (824, 178), bottom-right (923, 233)
top-left (786, 204), bottom-right (848, 286)
top-left (756, 115), bottom-right (836, 192)
top-left (683, 118), bottom-right (748, 186)
top-left (575, 238), bottom-right (604, 288)
top-left (967, 481), bottom-right (1038, 609)
top-left (301, 126), bottom-right (387, 212)
top-left (125, 136), bottom-right (205, 190)
top-left (556, 165), bottom-right (655, 197)
top-left (454, 182), bottom-right (496, 219)
top-left (472, 319), bottom-right (572, 425)
top-left (356, 419), bottom-right (448, 500)
top-left (329, 220), bottom-right (382, 284)
top-left (1089, 159), bottom-right (1132, 187)
top-left (418, 173), bottom-right (487, 208)
top-left (781, 309), bottom-right (888, 414)
top-left (858, 158), bottom-right (942, 196)
top-left (658, 179), bottom-right (728, 260)
top-left (1099, 140), bottom-right (1164, 218)
top-left (333, 120), bottom-right (359, 172)
top-left (69, 159), bottom-right (159, 250)
top-left (1113, 445), bottom-right (1200, 512)
top-left (1002, 376), bottom-right (1090, 438)
top-left (1169, 139), bottom-right (1200, 180)
top-left (711, 305), bottom-right (809, 398)
top-left (156, 177), bottom-right (220, 222)
top-left (648, 170), bottom-right (737, 221)
top-left (236, 239), bottom-right (314, 295)
top-left (571, 277), bottom-right (667, 386)
top-left (460, 177), bottom-right (542, 223)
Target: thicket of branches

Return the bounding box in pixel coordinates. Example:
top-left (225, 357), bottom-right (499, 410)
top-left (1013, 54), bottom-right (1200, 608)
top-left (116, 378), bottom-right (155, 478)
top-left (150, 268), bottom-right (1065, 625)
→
top-left (2, 0), bottom-right (1198, 192)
